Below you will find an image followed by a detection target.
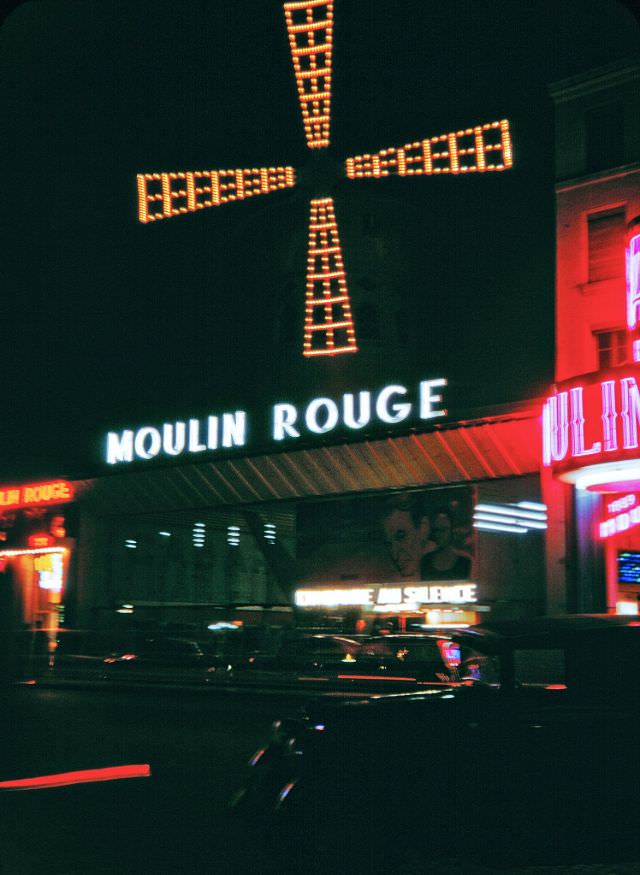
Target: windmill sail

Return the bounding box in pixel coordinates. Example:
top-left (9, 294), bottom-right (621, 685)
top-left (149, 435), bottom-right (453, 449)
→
top-left (283, 0), bottom-right (334, 150)
top-left (303, 197), bottom-right (357, 357)
top-left (345, 120), bottom-right (513, 178)
top-left (137, 166), bottom-right (296, 223)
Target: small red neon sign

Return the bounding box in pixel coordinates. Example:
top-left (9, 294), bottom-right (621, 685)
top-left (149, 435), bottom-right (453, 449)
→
top-left (599, 492), bottom-right (640, 538)
top-left (599, 504), bottom-right (640, 539)
top-left (27, 533), bottom-right (54, 549)
top-left (607, 494), bottom-right (637, 515)
top-left (0, 480), bottom-right (73, 511)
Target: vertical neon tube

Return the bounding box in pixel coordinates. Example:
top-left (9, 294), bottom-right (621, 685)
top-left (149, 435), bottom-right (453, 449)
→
top-left (569, 386), bottom-right (601, 457)
top-left (621, 377), bottom-right (640, 449)
top-left (542, 392), bottom-right (569, 465)
top-left (601, 380), bottom-right (618, 452)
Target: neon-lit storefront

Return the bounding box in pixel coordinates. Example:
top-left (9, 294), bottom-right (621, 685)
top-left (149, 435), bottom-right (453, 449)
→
top-left (68, 379), bottom-right (546, 635)
top-left (543, 211), bottom-right (640, 616)
top-left (0, 480), bottom-right (75, 634)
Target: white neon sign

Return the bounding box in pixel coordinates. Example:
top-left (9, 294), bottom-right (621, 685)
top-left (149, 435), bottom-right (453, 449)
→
top-left (294, 583), bottom-right (477, 608)
top-left (105, 378), bottom-right (448, 465)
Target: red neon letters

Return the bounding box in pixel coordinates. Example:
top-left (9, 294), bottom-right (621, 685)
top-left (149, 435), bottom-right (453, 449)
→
top-left (543, 372), bottom-right (640, 467)
top-left (599, 494), bottom-right (640, 538)
top-left (0, 480), bottom-right (74, 511)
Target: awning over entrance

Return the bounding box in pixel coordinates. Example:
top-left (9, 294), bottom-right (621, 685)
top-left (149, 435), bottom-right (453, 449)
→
top-left (73, 412), bottom-right (539, 515)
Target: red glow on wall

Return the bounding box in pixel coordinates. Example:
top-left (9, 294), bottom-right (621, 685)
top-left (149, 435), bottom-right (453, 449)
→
top-left (0, 480), bottom-right (74, 512)
top-left (0, 764), bottom-right (151, 791)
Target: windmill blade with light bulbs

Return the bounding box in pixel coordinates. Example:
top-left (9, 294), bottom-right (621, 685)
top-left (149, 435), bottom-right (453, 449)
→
top-left (137, 0), bottom-right (513, 359)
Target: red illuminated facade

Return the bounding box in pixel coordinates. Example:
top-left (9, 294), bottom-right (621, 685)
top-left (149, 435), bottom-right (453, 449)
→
top-left (0, 479), bottom-right (75, 639)
top-left (546, 57), bottom-right (640, 616)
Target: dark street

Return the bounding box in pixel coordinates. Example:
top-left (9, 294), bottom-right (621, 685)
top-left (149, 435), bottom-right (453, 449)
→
top-left (0, 685), bottom-right (302, 874)
top-left (3, 683), bottom-right (640, 875)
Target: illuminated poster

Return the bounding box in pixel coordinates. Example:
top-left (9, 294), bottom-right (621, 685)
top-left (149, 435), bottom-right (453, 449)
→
top-left (296, 486), bottom-right (473, 585)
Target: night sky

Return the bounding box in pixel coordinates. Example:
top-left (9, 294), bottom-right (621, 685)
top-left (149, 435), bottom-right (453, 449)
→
top-left (2, 0), bottom-right (639, 482)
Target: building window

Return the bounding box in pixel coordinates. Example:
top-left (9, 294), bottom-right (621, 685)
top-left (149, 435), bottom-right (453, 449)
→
top-left (594, 328), bottom-right (628, 369)
top-left (584, 101), bottom-right (625, 173)
top-left (587, 209), bottom-right (625, 283)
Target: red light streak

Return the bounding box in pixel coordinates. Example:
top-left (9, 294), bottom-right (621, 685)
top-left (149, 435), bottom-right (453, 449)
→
top-left (0, 764), bottom-right (151, 791)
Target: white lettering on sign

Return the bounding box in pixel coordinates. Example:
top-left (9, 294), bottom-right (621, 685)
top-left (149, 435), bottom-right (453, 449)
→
top-left (400, 584), bottom-right (477, 605)
top-left (419, 379), bottom-right (448, 419)
top-left (295, 589), bottom-right (375, 607)
top-left (607, 494), bottom-right (637, 515)
top-left (106, 411), bottom-right (247, 465)
top-left (273, 404), bottom-right (300, 441)
top-left (375, 385), bottom-right (412, 424)
top-left (272, 379), bottom-right (447, 444)
top-left (305, 398), bottom-right (340, 434)
top-left (105, 379), bottom-right (448, 464)
top-left (294, 583), bottom-right (477, 609)
top-left (600, 505), bottom-right (640, 539)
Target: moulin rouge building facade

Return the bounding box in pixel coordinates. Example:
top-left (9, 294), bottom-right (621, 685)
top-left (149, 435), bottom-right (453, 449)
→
top-left (3, 10), bottom-right (638, 639)
top-left (543, 56), bottom-right (640, 616)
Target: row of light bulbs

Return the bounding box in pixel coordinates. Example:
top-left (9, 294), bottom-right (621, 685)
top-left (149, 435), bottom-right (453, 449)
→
top-left (303, 197), bottom-right (357, 357)
top-left (345, 119), bottom-right (513, 178)
top-left (137, 167), bottom-right (296, 223)
top-left (284, 0), bottom-right (334, 149)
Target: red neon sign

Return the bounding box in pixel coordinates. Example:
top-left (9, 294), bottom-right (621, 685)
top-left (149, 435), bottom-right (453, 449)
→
top-left (27, 533), bottom-right (54, 549)
top-left (542, 367), bottom-right (640, 478)
top-left (600, 506), bottom-right (640, 538)
top-left (599, 493), bottom-right (640, 538)
top-left (0, 480), bottom-right (73, 511)
top-left (627, 222), bottom-right (640, 362)
top-left (607, 493), bottom-right (637, 514)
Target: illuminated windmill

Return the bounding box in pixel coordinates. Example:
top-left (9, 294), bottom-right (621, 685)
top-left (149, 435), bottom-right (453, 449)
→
top-left (136, 0), bottom-right (513, 358)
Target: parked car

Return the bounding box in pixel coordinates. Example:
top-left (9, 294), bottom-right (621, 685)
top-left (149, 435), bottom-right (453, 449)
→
top-left (18, 628), bottom-right (124, 681)
top-left (230, 633), bottom-right (364, 688)
top-left (340, 632), bottom-right (461, 682)
top-left (231, 615), bottom-right (640, 873)
top-left (102, 636), bottom-right (212, 684)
